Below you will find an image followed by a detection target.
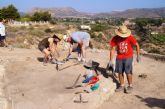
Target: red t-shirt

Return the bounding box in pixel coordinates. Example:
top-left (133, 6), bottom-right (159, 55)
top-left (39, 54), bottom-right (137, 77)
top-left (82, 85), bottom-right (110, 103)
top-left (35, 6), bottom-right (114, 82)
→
top-left (110, 35), bottom-right (137, 59)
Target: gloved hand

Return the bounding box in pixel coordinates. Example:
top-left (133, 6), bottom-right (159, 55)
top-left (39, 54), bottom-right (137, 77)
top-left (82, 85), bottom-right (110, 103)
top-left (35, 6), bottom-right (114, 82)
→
top-left (108, 60), bottom-right (114, 67)
top-left (136, 55), bottom-right (140, 63)
top-left (106, 60), bottom-right (115, 75)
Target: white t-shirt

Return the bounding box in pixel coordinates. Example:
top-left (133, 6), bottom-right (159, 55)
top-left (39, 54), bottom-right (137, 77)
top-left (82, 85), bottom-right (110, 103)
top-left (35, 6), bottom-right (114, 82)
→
top-left (0, 22), bottom-right (6, 36)
top-left (71, 32), bottom-right (90, 43)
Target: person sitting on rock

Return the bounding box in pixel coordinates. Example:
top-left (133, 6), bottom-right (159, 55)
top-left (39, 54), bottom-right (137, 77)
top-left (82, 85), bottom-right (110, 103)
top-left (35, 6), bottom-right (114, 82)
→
top-left (63, 31), bottom-right (91, 62)
top-left (38, 34), bottom-right (62, 65)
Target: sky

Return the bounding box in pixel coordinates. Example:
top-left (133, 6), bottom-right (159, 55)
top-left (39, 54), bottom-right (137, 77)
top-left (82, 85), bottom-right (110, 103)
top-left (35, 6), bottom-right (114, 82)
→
top-left (0, 0), bottom-right (165, 13)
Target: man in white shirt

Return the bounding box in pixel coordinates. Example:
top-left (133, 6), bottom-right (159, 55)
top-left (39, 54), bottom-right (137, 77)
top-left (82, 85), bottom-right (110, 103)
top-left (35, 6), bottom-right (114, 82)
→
top-left (64, 31), bottom-right (91, 62)
top-left (0, 18), bottom-right (7, 47)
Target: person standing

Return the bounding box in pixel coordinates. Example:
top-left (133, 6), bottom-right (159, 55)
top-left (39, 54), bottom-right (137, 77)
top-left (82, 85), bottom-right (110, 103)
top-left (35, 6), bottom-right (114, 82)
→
top-left (64, 31), bottom-right (91, 62)
top-left (0, 18), bottom-right (7, 47)
top-left (109, 25), bottom-right (140, 93)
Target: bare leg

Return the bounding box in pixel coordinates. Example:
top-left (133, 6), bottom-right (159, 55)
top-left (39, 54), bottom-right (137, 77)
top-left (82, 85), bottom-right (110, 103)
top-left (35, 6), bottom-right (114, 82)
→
top-left (42, 48), bottom-right (51, 63)
top-left (3, 39), bottom-right (8, 47)
top-left (115, 73), bottom-right (125, 92)
top-left (126, 73), bottom-right (133, 93)
top-left (118, 73), bottom-right (124, 86)
top-left (126, 73), bottom-right (132, 86)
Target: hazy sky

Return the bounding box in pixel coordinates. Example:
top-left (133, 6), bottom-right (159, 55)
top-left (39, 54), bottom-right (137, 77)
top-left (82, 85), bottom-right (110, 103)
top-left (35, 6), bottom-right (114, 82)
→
top-left (0, 0), bottom-right (165, 13)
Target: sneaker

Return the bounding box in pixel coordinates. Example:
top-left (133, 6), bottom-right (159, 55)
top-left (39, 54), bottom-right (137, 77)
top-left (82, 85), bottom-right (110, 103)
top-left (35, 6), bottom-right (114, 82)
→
top-left (126, 86), bottom-right (133, 94)
top-left (115, 86), bottom-right (124, 92)
top-left (78, 57), bottom-right (82, 62)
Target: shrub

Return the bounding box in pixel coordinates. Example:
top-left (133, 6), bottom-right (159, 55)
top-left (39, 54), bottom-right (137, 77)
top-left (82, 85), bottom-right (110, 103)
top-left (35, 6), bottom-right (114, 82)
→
top-left (45, 28), bottom-right (52, 33)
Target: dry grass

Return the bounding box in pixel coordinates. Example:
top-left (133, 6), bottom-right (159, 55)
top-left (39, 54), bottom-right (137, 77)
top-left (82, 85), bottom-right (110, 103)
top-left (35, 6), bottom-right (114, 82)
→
top-left (6, 24), bottom-right (69, 49)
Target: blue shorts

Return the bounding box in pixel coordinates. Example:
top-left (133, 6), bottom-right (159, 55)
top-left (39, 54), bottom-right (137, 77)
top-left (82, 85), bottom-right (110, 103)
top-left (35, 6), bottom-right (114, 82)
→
top-left (115, 57), bottom-right (133, 74)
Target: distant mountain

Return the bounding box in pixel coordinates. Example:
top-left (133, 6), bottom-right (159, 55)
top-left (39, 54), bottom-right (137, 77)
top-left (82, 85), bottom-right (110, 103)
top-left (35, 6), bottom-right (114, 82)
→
top-left (108, 7), bottom-right (165, 18)
top-left (29, 7), bottom-right (91, 18)
top-left (28, 7), bottom-right (165, 18)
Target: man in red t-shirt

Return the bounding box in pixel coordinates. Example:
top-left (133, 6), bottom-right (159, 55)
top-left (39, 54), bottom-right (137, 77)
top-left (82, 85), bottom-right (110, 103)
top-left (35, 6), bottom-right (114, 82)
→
top-left (109, 25), bottom-right (140, 93)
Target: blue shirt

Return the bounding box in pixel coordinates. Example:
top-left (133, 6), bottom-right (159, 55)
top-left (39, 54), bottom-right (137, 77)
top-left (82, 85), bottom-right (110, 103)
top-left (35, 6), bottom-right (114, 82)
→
top-left (71, 32), bottom-right (90, 43)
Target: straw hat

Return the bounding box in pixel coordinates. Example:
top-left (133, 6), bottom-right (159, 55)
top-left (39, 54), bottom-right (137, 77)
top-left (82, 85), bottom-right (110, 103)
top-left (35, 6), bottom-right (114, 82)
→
top-left (53, 34), bottom-right (63, 41)
top-left (115, 25), bottom-right (131, 38)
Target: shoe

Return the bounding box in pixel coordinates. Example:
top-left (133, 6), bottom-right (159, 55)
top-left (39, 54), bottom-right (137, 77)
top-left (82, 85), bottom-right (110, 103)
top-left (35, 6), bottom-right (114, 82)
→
top-left (126, 86), bottom-right (133, 94)
top-left (115, 86), bottom-right (124, 92)
top-left (78, 57), bottom-right (82, 62)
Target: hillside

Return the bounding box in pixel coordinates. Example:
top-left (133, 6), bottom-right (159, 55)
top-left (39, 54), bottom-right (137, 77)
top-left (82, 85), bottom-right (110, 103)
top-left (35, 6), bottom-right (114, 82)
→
top-left (28, 7), bottom-right (165, 18)
top-left (29, 7), bottom-right (91, 18)
top-left (108, 7), bottom-right (165, 18)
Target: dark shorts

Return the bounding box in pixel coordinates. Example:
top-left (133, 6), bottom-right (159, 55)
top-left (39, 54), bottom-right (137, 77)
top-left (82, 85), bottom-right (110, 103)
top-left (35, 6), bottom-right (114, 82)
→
top-left (38, 44), bottom-right (47, 52)
top-left (0, 36), bottom-right (6, 41)
top-left (72, 47), bottom-right (81, 53)
top-left (115, 57), bottom-right (133, 74)
top-left (72, 43), bottom-right (81, 53)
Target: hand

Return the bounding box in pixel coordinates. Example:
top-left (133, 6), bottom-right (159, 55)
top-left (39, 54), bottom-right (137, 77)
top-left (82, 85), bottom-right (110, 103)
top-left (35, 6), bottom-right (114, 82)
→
top-left (66, 53), bottom-right (71, 59)
top-left (107, 60), bottom-right (115, 74)
top-left (108, 60), bottom-right (114, 67)
top-left (136, 55), bottom-right (140, 63)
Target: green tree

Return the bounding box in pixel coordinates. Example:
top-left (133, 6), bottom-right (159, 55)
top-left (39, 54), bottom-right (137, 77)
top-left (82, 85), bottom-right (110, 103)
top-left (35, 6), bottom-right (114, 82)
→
top-left (149, 19), bottom-right (163, 27)
top-left (135, 18), bottom-right (149, 42)
top-left (31, 11), bottom-right (51, 21)
top-left (1, 4), bottom-right (20, 20)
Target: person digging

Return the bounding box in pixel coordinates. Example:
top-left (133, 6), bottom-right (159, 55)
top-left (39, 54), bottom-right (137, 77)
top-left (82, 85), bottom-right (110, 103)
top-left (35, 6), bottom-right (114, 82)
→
top-left (63, 31), bottom-right (91, 63)
top-left (38, 34), bottom-right (63, 65)
top-left (109, 25), bottom-right (140, 94)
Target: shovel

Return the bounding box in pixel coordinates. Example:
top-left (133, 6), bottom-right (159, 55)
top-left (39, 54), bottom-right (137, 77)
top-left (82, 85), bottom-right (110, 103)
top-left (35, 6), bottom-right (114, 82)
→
top-left (66, 74), bottom-right (81, 89)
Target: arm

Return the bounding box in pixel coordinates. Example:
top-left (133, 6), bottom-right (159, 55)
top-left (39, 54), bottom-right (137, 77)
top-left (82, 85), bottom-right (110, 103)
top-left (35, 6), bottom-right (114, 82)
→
top-left (135, 42), bottom-right (140, 62)
top-left (79, 41), bottom-right (84, 57)
top-left (48, 38), bottom-right (60, 58)
top-left (68, 43), bottom-right (73, 55)
top-left (135, 42), bottom-right (140, 56)
top-left (110, 46), bottom-right (116, 62)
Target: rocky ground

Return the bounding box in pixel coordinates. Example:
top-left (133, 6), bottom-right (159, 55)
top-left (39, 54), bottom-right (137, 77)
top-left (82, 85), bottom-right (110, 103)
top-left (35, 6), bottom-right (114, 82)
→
top-left (0, 47), bottom-right (116, 109)
top-left (0, 47), bottom-right (164, 109)
top-left (100, 51), bottom-right (165, 109)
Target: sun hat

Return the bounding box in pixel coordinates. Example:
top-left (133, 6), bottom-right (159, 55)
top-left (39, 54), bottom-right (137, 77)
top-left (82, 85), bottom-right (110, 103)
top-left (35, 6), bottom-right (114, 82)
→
top-left (115, 25), bottom-right (131, 38)
top-left (53, 34), bottom-right (63, 41)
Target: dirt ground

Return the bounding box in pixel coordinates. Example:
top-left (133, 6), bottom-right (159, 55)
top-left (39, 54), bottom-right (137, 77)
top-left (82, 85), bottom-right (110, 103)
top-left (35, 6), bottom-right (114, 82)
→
top-left (100, 53), bottom-right (165, 109)
top-left (0, 47), bottom-right (165, 109)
